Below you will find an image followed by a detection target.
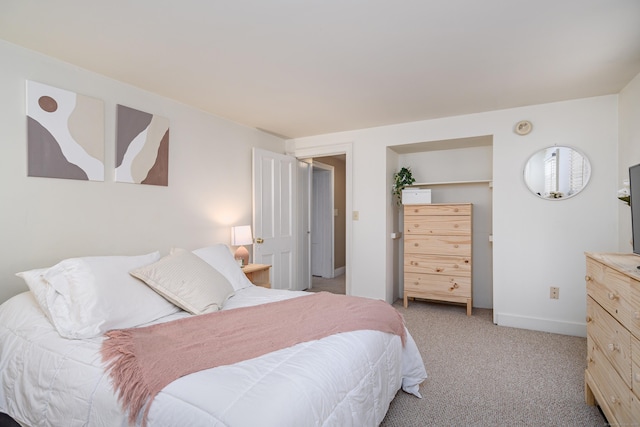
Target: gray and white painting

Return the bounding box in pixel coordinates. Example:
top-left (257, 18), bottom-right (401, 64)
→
top-left (115, 104), bottom-right (169, 186)
top-left (26, 81), bottom-right (104, 181)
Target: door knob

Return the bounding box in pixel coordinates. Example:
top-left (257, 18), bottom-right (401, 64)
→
top-left (255, 238), bottom-right (264, 244)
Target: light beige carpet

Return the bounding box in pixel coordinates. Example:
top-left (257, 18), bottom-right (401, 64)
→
top-left (381, 301), bottom-right (606, 426)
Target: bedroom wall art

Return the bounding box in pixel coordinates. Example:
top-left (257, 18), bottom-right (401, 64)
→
top-left (115, 104), bottom-right (169, 186)
top-left (26, 81), bottom-right (105, 181)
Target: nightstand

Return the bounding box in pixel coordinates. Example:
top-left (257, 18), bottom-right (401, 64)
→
top-left (243, 264), bottom-right (271, 288)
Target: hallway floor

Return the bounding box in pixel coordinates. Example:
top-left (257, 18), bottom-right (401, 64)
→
top-left (307, 275), bottom-right (346, 294)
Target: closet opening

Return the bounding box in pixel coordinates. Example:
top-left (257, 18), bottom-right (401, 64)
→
top-left (388, 135), bottom-right (494, 309)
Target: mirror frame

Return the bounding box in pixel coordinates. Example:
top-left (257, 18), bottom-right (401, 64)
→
top-left (523, 145), bottom-right (591, 201)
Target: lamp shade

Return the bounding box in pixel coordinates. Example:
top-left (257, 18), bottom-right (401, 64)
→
top-left (231, 225), bottom-right (253, 246)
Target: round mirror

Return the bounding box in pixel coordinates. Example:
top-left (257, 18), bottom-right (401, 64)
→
top-left (523, 146), bottom-right (591, 200)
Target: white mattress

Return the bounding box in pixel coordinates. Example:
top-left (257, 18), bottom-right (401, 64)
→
top-left (0, 287), bottom-right (427, 426)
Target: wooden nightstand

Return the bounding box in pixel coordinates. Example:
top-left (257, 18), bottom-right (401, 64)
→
top-left (243, 264), bottom-right (271, 288)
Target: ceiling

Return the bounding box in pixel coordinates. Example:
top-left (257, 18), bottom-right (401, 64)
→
top-left (1, 1), bottom-right (639, 139)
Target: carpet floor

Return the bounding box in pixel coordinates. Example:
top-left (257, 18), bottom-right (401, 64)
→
top-left (381, 301), bottom-right (607, 426)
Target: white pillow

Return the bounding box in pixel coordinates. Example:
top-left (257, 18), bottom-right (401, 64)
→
top-left (15, 268), bottom-right (55, 323)
top-left (130, 248), bottom-right (235, 315)
top-left (17, 252), bottom-right (180, 339)
top-left (192, 244), bottom-right (254, 291)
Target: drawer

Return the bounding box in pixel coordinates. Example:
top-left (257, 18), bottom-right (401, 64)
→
top-left (404, 204), bottom-right (471, 217)
top-left (587, 335), bottom-right (635, 424)
top-left (633, 392), bottom-right (640, 423)
top-left (404, 235), bottom-right (471, 256)
top-left (629, 278), bottom-right (640, 340)
top-left (633, 334), bottom-right (640, 400)
top-left (404, 254), bottom-right (471, 276)
top-left (586, 259), bottom-right (635, 331)
top-left (587, 297), bottom-right (632, 388)
top-left (404, 215), bottom-right (471, 236)
top-left (404, 272), bottom-right (470, 298)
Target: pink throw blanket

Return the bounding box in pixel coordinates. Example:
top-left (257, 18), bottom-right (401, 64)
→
top-left (101, 292), bottom-right (405, 426)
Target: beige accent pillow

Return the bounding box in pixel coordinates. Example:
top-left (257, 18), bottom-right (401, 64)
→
top-left (130, 248), bottom-right (235, 315)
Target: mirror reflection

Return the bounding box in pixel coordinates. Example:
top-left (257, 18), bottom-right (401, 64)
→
top-left (523, 146), bottom-right (591, 200)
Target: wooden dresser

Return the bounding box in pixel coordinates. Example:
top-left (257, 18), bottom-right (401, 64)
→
top-left (403, 203), bottom-right (472, 315)
top-left (585, 252), bottom-right (640, 424)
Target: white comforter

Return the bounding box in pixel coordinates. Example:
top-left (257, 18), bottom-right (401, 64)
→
top-left (0, 287), bottom-right (427, 427)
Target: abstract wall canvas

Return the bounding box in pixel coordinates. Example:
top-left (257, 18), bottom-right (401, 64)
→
top-left (26, 81), bottom-right (105, 181)
top-left (115, 105), bottom-right (169, 186)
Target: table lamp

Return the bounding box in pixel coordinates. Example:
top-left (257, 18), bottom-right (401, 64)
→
top-left (231, 225), bottom-right (252, 267)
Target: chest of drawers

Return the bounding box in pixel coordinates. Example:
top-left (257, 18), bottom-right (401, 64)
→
top-left (585, 252), bottom-right (640, 425)
top-left (403, 203), bottom-right (472, 315)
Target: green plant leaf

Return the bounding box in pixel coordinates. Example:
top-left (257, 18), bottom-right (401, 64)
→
top-left (392, 167), bottom-right (416, 205)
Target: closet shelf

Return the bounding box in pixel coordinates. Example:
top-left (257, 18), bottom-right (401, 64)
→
top-left (408, 179), bottom-right (492, 187)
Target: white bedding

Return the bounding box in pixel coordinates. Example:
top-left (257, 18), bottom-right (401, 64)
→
top-left (0, 287), bottom-right (427, 427)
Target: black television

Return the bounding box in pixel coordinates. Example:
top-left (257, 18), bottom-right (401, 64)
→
top-left (630, 163), bottom-right (640, 257)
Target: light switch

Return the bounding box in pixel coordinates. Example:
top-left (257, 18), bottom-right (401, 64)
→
top-left (334, 209), bottom-right (338, 216)
top-left (352, 211), bottom-right (359, 221)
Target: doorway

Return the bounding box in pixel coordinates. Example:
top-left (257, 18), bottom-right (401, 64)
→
top-left (307, 155), bottom-right (347, 294)
top-left (288, 142), bottom-right (352, 295)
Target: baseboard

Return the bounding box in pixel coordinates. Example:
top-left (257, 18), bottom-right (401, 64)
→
top-left (334, 266), bottom-right (345, 277)
top-left (494, 312), bottom-right (587, 337)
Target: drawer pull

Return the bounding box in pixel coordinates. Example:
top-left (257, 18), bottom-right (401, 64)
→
top-left (610, 395), bottom-right (619, 405)
top-left (585, 275), bottom-right (592, 282)
top-left (450, 283), bottom-right (459, 291)
top-left (585, 316), bottom-right (592, 323)
top-left (634, 311), bottom-right (640, 320)
top-left (607, 291), bottom-right (619, 301)
top-left (635, 373), bottom-right (640, 383)
top-left (453, 244), bottom-right (459, 248)
top-left (607, 343), bottom-right (620, 352)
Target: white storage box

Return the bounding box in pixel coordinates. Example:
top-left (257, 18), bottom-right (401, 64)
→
top-left (402, 188), bottom-right (431, 205)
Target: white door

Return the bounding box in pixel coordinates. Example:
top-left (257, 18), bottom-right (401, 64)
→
top-left (296, 159), bottom-right (312, 291)
top-left (252, 148), bottom-right (308, 291)
top-left (311, 163), bottom-right (334, 278)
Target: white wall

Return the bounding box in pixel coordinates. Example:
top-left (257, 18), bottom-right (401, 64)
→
top-left (290, 95), bottom-right (619, 336)
top-left (0, 40), bottom-right (285, 304)
top-left (618, 72), bottom-right (640, 252)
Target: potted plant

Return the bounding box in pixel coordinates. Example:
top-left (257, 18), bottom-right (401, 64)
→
top-left (618, 180), bottom-right (631, 206)
top-left (392, 167), bottom-right (416, 205)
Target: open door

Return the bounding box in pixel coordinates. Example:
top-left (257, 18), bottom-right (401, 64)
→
top-left (311, 161), bottom-right (334, 279)
top-left (296, 159), bottom-right (312, 291)
top-left (252, 148), bottom-right (309, 291)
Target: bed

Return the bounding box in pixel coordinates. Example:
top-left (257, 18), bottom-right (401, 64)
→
top-left (0, 244), bottom-right (427, 427)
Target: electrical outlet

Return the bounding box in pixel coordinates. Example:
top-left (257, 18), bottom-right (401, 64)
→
top-left (550, 287), bottom-right (559, 299)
